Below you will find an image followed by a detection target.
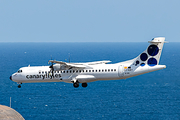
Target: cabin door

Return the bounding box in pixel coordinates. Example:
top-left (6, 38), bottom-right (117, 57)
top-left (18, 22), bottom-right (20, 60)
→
top-left (118, 65), bottom-right (124, 77)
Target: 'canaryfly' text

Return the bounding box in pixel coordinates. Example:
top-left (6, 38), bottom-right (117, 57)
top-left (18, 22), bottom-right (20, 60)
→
top-left (26, 73), bottom-right (61, 79)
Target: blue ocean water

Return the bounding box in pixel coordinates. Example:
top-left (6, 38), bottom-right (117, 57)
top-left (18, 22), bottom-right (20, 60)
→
top-left (0, 42), bottom-right (180, 120)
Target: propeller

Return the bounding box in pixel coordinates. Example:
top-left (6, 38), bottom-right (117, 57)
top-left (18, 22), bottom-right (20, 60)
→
top-left (49, 57), bottom-right (54, 78)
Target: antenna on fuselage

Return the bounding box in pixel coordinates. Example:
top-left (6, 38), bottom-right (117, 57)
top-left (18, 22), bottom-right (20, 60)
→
top-left (68, 53), bottom-right (70, 63)
top-left (51, 55), bottom-right (52, 61)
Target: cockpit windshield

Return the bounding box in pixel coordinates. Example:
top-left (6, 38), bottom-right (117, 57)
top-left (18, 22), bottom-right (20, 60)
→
top-left (17, 69), bottom-right (23, 73)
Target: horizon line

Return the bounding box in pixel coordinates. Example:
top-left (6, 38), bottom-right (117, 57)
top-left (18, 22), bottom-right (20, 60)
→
top-left (0, 41), bottom-right (178, 43)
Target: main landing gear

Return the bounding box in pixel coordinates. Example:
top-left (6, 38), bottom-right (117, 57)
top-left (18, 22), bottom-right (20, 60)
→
top-left (73, 82), bottom-right (79, 88)
top-left (73, 82), bottom-right (88, 88)
top-left (82, 83), bottom-right (88, 87)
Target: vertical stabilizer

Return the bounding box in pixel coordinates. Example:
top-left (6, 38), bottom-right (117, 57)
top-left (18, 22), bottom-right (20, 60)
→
top-left (120, 37), bottom-right (167, 78)
top-left (132, 37), bottom-right (166, 67)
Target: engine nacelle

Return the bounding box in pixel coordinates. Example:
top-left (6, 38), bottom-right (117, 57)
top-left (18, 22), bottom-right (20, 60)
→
top-left (53, 64), bottom-right (68, 71)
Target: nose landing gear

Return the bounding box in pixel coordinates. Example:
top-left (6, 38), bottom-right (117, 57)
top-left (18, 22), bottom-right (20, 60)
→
top-left (17, 83), bottom-right (22, 88)
top-left (18, 85), bottom-right (21, 88)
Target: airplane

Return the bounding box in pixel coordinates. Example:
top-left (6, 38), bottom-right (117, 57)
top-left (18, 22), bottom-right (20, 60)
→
top-left (10, 37), bottom-right (167, 88)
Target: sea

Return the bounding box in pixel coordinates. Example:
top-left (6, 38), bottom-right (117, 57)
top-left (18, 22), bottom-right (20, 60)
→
top-left (0, 42), bottom-right (180, 120)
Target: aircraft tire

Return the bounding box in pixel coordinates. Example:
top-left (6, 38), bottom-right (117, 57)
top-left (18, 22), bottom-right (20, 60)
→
top-left (18, 85), bottom-right (21, 88)
top-left (73, 83), bottom-right (79, 88)
top-left (82, 83), bottom-right (88, 87)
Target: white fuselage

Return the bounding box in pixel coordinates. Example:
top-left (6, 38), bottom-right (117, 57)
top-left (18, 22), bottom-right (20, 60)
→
top-left (11, 63), bottom-right (166, 84)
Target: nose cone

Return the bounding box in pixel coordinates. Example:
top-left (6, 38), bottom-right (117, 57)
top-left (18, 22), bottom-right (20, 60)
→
top-left (10, 76), bottom-right (12, 81)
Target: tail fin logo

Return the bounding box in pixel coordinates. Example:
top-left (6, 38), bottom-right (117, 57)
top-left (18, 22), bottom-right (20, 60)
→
top-left (148, 58), bottom-right (157, 66)
top-left (131, 37), bottom-right (166, 68)
top-left (139, 44), bottom-right (159, 66)
top-left (140, 53), bottom-right (148, 61)
top-left (147, 45), bottom-right (159, 56)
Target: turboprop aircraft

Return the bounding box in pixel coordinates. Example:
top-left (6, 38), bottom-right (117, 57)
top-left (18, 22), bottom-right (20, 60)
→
top-left (10, 37), bottom-right (167, 88)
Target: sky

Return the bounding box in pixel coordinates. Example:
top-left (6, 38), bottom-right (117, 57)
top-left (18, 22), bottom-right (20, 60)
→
top-left (0, 0), bottom-right (180, 42)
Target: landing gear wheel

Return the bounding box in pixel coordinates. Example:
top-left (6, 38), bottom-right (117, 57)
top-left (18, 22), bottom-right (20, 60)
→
top-left (73, 83), bottom-right (79, 88)
top-left (82, 83), bottom-right (88, 88)
top-left (18, 84), bottom-right (21, 88)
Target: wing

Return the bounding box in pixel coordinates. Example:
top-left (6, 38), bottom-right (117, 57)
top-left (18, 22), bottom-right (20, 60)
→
top-left (49, 60), bottom-right (87, 69)
top-left (48, 60), bottom-right (111, 70)
top-left (85, 60), bottom-right (111, 65)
